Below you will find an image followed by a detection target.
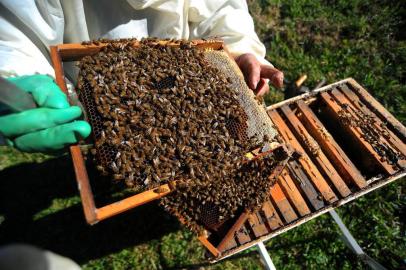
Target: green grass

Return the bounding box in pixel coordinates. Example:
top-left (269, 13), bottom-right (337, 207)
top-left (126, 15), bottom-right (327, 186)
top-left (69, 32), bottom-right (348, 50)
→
top-left (0, 146), bottom-right (51, 171)
top-left (1, 1), bottom-right (405, 269)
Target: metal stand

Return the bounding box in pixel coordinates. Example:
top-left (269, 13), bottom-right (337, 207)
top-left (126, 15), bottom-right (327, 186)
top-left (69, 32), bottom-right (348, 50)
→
top-left (256, 210), bottom-right (387, 270)
top-left (256, 242), bottom-right (276, 270)
top-left (329, 210), bottom-right (387, 270)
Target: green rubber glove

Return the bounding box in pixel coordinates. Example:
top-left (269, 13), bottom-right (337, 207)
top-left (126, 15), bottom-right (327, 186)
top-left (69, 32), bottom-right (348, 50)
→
top-left (0, 75), bottom-right (91, 152)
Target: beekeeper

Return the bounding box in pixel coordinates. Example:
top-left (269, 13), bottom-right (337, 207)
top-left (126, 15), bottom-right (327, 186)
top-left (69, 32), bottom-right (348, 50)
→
top-left (0, 0), bottom-right (283, 153)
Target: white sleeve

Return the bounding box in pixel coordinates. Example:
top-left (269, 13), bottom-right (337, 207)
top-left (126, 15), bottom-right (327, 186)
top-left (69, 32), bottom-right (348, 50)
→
top-left (0, 0), bottom-right (65, 77)
top-left (188, 0), bottom-right (272, 66)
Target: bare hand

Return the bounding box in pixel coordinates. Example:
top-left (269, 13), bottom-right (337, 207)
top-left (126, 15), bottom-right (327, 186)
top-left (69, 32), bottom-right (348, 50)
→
top-left (235, 53), bottom-right (284, 96)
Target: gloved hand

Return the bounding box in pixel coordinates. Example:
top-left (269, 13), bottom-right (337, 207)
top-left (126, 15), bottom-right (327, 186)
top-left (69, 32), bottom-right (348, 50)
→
top-left (0, 75), bottom-right (91, 152)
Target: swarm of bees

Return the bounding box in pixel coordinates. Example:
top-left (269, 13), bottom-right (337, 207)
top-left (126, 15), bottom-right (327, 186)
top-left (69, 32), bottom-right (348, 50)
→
top-left (78, 38), bottom-right (280, 231)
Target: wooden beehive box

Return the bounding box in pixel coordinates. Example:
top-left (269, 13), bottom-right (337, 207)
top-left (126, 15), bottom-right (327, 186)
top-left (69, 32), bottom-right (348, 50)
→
top-left (204, 78), bottom-right (406, 261)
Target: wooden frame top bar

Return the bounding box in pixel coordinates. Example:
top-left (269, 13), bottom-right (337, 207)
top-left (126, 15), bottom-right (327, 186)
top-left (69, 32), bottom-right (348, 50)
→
top-left (57, 39), bottom-right (224, 61)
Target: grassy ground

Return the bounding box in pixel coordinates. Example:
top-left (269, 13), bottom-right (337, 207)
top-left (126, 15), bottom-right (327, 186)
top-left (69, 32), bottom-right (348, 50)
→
top-left (1, 0), bottom-right (405, 269)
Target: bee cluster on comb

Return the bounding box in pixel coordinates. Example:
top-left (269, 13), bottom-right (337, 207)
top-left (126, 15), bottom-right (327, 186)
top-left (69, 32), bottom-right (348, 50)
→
top-left (77, 38), bottom-right (280, 231)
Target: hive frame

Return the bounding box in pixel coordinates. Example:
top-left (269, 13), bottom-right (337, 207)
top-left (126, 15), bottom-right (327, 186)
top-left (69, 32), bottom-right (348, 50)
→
top-left (50, 39), bottom-right (244, 226)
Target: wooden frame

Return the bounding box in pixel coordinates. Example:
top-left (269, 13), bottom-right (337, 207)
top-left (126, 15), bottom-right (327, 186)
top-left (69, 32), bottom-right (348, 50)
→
top-left (50, 39), bottom-right (225, 225)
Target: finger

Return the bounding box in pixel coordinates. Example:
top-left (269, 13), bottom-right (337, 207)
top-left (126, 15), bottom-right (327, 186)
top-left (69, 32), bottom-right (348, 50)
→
top-left (0, 106), bottom-right (82, 137)
top-left (256, 78), bottom-right (270, 97)
top-left (247, 60), bottom-right (261, 90)
top-left (260, 65), bottom-right (284, 88)
top-left (236, 54), bottom-right (261, 90)
top-left (13, 121), bottom-right (91, 152)
top-left (8, 75), bottom-right (69, 109)
top-left (34, 81), bottom-right (69, 109)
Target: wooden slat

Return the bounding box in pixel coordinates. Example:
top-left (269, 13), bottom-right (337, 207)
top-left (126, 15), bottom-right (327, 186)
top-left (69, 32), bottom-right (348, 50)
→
top-left (217, 212), bottom-right (249, 251)
top-left (332, 87), bottom-right (404, 167)
top-left (254, 211), bottom-right (269, 229)
top-left (287, 161), bottom-right (325, 210)
top-left (325, 90), bottom-right (397, 175)
top-left (278, 170), bottom-right (311, 216)
top-left (247, 213), bottom-right (269, 237)
top-left (339, 84), bottom-right (406, 167)
top-left (198, 235), bottom-right (221, 257)
top-left (96, 185), bottom-right (172, 221)
top-left (320, 92), bottom-right (395, 174)
top-left (268, 110), bottom-right (338, 203)
top-left (57, 40), bottom-right (224, 61)
top-left (51, 46), bottom-right (99, 224)
top-left (270, 183), bottom-right (298, 223)
top-left (222, 237), bottom-right (238, 252)
top-left (235, 223), bottom-right (252, 245)
top-left (296, 100), bottom-right (367, 189)
top-left (348, 78), bottom-right (406, 141)
top-left (281, 105), bottom-right (351, 197)
top-left (261, 201), bottom-right (283, 230)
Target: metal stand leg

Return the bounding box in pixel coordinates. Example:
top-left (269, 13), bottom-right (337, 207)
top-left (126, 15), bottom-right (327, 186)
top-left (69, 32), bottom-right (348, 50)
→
top-left (256, 241), bottom-right (277, 270)
top-left (329, 210), bottom-right (387, 270)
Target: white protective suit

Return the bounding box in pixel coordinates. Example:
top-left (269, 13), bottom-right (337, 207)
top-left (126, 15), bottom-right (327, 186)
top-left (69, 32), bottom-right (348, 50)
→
top-left (0, 0), bottom-right (270, 81)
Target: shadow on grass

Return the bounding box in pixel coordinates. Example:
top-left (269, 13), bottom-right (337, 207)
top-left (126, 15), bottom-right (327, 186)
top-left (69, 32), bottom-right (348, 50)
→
top-left (164, 231), bottom-right (357, 270)
top-left (0, 156), bottom-right (181, 264)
